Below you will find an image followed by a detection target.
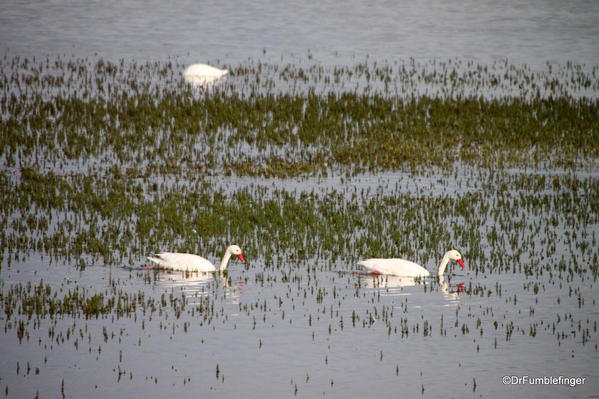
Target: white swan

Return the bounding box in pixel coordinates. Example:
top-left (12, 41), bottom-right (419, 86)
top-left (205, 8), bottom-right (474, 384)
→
top-left (147, 245), bottom-right (245, 272)
top-left (358, 250), bottom-right (465, 277)
top-left (183, 63), bottom-right (228, 86)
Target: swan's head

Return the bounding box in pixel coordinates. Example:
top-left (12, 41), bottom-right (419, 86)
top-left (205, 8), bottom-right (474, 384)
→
top-left (447, 250), bottom-right (465, 269)
top-left (228, 245), bottom-right (246, 262)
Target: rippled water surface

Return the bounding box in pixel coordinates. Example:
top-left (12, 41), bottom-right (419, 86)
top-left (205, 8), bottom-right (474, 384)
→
top-left (1, 0), bottom-right (598, 66)
top-left (2, 166), bottom-right (598, 398)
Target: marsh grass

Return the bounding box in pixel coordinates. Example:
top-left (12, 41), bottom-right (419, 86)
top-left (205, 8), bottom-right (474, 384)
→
top-left (0, 55), bottom-right (598, 398)
top-left (1, 56), bottom-right (597, 178)
top-left (0, 54), bottom-right (597, 270)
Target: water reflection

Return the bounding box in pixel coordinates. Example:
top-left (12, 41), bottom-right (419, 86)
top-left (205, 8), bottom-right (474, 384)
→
top-left (438, 276), bottom-right (464, 303)
top-left (155, 271), bottom-right (244, 304)
top-left (183, 74), bottom-right (227, 87)
top-left (361, 274), bottom-right (464, 303)
top-left (361, 274), bottom-right (417, 292)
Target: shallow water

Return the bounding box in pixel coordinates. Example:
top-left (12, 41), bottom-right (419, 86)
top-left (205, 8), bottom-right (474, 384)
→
top-left (2, 253), bottom-right (597, 398)
top-left (2, 160), bottom-right (598, 398)
top-left (1, 0), bottom-right (598, 66)
top-left (1, 4), bottom-right (598, 395)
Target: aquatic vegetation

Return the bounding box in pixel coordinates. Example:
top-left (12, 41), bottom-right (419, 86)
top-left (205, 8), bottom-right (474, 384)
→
top-left (0, 55), bottom-right (597, 398)
top-left (1, 56), bottom-right (597, 178)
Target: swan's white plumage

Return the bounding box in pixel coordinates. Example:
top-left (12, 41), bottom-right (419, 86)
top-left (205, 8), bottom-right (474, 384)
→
top-left (358, 250), bottom-right (464, 277)
top-left (147, 253), bottom-right (217, 272)
top-left (147, 245), bottom-right (245, 272)
top-left (183, 64), bottom-right (228, 86)
top-left (358, 258), bottom-right (431, 277)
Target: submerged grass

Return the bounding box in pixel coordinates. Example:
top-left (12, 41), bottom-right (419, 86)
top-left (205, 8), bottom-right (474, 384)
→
top-left (1, 56), bottom-right (597, 177)
top-left (0, 55), bottom-right (598, 398)
top-left (0, 55), bottom-right (597, 268)
top-left (2, 164), bottom-right (598, 276)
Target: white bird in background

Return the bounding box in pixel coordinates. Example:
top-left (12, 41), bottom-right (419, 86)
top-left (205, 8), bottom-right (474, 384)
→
top-left (147, 245), bottom-right (245, 272)
top-left (358, 250), bottom-right (465, 277)
top-left (183, 63), bottom-right (228, 86)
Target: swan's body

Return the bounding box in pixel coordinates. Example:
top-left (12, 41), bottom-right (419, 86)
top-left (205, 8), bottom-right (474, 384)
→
top-left (358, 250), bottom-right (464, 277)
top-left (147, 245), bottom-right (245, 272)
top-left (183, 64), bottom-right (228, 86)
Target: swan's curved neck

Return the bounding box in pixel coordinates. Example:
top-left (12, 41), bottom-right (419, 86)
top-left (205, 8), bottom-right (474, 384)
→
top-left (437, 253), bottom-right (451, 276)
top-left (219, 248), bottom-right (233, 271)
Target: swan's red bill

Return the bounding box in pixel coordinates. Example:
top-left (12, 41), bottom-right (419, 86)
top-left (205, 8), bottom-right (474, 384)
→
top-left (236, 253), bottom-right (246, 262)
top-left (457, 259), bottom-right (465, 268)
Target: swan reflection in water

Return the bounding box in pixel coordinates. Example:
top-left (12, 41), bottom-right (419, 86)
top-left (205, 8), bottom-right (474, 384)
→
top-left (360, 274), bottom-right (464, 302)
top-left (154, 270), bottom-right (244, 305)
